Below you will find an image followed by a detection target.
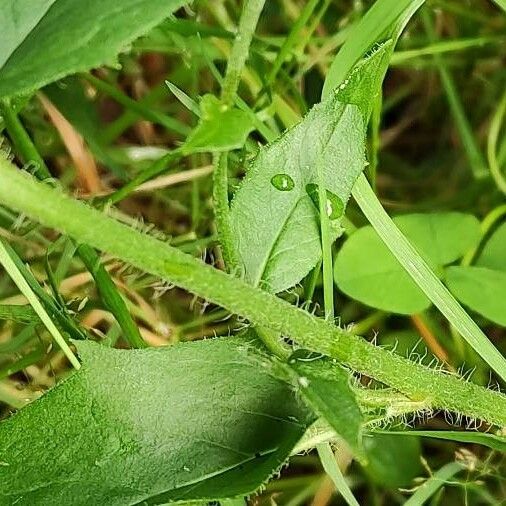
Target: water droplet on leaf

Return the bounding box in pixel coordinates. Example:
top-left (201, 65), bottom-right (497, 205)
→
top-left (271, 173), bottom-right (295, 191)
top-left (305, 183), bottom-right (344, 219)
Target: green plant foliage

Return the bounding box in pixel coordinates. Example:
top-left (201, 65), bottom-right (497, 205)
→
top-left (477, 222), bottom-right (506, 271)
top-left (0, 338), bottom-right (312, 505)
top-left (183, 94), bottom-right (254, 154)
top-left (228, 44), bottom-right (392, 294)
top-left (284, 350), bottom-right (364, 455)
top-left (334, 213), bottom-right (480, 314)
top-left (446, 222), bottom-right (506, 325)
top-left (362, 432), bottom-right (422, 488)
top-left (445, 267), bottom-right (506, 326)
top-left (0, 0), bottom-right (188, 98)
top-left (0, 0), bottom-right (57, 68)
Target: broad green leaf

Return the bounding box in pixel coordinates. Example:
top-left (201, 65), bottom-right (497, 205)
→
top-left (334, 213), bottom-right (480, 314)
top-left (229, 44), bottom-right (393, 294)
top-left (0, 338), bottom-right (312, 505)
top-left (476, 222), bottom-right (506, 271)
top-left (284, 350), bottom-right (364, 455)
top-left (445, 266), bottom-right (506, 326)
top-left (0, 0), bottom-right (57, 68)
top-left (0, 0), bottom-right (188, 98)
top-left (182, 95), bottom-right (254, 154)
top-left (362, 432), bottom-right (422, 488)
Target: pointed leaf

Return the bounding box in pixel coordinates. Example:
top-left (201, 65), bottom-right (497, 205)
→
top-left (0, 339), bottom-right (312, 505)
top-left (229, 44), bottom-right (394, 294)
top-left (182, 95), bottom-right (254, 154)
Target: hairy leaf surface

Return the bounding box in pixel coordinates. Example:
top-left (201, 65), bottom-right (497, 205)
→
top-left (0, 0), bottom-right (188, 98)
top-left (0, 339), bottom-right (312, 505)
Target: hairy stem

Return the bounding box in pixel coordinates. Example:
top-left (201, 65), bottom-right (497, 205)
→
top-left (214, 0), bottom-right (266, 270)
top-left (0, 159), bottom-right (505, 426)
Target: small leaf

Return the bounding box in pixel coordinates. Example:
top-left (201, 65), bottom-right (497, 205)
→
top-left (445, 266), bottom-right (506, 326)
top-left (362, 432), bottom-right (422, 488)
top-left (0, 0), bottom-right (188, 98)
top-left (0, 338), bottom-right (312, 504)
top-left (182, 95), bottom-right (254, 154)
top-left (229, 44), bottom-right (393, 294)
top-left (285, 350), bottom-right (364, 455)
top-left (334, 213), bottom-right (480, 314)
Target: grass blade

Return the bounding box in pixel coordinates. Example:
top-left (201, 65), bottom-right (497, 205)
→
top-left (404, 461), bottom-right (464, 506)
top-left (0, 239), bottom-right (80, 369)
top-left (317, 443), bottom-right (359, 506)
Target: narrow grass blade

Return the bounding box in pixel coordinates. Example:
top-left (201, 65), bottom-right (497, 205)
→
top-left (316, 443), bottom-right (359, 506)
top-left (404, 461), bottom-right (465, 506)
top-left (322, 0), bottom-right (425, 99)
top-left (0, 239), bottom-right (80, 369)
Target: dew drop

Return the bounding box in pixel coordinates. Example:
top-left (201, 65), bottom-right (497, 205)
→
top-left (271, 173), bottom-right (295, 191)
top-left (305, 183), bottom-right (344, 219)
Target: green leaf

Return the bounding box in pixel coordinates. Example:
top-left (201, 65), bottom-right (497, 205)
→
top-left (0, 338), bottom-right (312, 504)
top-left (284, 350), bottom-right (364, 455)
top-left (182, 95), bottom-right (254, 154)
top-left (228, 44), bottom-right (392, 294)
top-left (0, 0), bottom-right (188, 98)
top-left (445, 266), bottom-right (506, 326)
top-left (0, 0), bottom-right (57, 68)
top-left (362, 432), bottom-right (422, 488)
top-left (444, 222), bottom-right (506, 326)
top-left (334, 213), bottom-right (480, 314)
top-left (476, 222), bottom-right (506, 271)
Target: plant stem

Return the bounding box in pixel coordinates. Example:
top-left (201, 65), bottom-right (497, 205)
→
top-left (220, 0), bottom-right (266, 106)
top-left (487, 87), bottom-right (506, 195)
top-left (421, 9), bottom-right (488, 179)
top-left (1, 160), bottom-right (505, 426)
top-left (214, 0), bottom-right (266, 271)
top-left (352, 173), bottom-right (506, 383)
